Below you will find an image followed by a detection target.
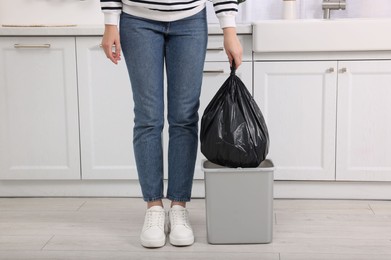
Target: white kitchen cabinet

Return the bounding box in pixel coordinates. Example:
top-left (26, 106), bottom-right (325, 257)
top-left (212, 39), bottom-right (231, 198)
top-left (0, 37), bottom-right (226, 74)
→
top-left (0, 37), bottom-right (80, 180)
top-left (195, 62), bottom-right (253, 178)
top-left (336, 60), bottom-right (391, 181)
top-left (254, 59), bottom-right (391, 182)
top-left (76, 37), bottom-right (137, 180)
top-left (254, 61), bottom-right (338, 180)
top-left (77, 35), bottom-right (253, 181)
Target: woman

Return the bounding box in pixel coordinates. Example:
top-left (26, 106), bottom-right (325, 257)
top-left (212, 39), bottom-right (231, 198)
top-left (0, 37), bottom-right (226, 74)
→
top-left (100, 0), bottom-right (243, 248)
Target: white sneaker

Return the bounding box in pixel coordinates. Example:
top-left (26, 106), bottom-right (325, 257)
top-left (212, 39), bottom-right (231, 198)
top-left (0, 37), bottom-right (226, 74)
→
top-left (168, 205), bottom-right (195, 246)
top-left (140, 206), bottom-right (166, 248)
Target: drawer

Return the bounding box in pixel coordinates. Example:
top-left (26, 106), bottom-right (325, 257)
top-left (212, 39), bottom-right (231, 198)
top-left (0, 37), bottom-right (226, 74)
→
top-left (206, 35), bottom-right (252, 62)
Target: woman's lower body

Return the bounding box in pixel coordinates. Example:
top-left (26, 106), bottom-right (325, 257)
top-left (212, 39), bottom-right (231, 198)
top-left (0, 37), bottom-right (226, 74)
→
top-left (120, 8), bottom-right (208, 247)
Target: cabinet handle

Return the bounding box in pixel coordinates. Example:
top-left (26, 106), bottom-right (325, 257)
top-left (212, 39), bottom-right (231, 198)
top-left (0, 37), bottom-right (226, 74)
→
top-left (326, 68), bottom-right (335, 73)
top-left (14, 44), bottom-right (51, 49)
top-left (207, 47), bottom-right (224, 51)
top-left (339, 68), bottom-right (347, 73)
top-left (99, 44), bottom-right (117, 49)
top-left (203, 69), bottom-right (225, 74)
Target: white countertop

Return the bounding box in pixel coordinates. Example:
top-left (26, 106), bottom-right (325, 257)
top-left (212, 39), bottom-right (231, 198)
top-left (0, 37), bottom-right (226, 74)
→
top-left (0, 24), bottom-right (252, 36)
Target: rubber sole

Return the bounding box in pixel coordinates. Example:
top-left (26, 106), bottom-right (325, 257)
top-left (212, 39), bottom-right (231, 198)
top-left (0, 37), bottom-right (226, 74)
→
top-left (140, 237), bottom-right (166, 248)
top-left (169, 235), bottom-right (194, 246)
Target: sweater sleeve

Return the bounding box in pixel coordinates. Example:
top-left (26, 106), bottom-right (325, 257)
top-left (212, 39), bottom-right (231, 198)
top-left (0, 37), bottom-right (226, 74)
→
top-left (100, 0), bottom-right (123, 25)
top-left (211, 0), bottom-right (238, 28)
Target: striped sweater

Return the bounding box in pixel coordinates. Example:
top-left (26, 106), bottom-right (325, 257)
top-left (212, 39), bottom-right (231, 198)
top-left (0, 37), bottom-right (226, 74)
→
top-left (100, 0), bottom-right (238, 28)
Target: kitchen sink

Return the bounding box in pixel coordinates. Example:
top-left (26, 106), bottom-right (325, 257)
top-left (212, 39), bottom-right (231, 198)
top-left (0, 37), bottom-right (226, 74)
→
top-left (253, 18), bottom-right (391, 52)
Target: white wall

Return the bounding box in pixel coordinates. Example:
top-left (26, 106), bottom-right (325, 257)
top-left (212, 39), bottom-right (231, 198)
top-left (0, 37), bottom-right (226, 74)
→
top-left (0, 0), bottom-right (390, 25)
top-left (300, 0), bottom-right (391, 20)
top-left (215, 0), bottom-right (391, 23)
top-left (0, 0), bottom-right (103, 25)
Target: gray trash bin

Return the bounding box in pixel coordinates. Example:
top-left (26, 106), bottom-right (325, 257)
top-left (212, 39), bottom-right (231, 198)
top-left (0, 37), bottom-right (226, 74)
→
top-left (202, 159), bottom-right (274, 244)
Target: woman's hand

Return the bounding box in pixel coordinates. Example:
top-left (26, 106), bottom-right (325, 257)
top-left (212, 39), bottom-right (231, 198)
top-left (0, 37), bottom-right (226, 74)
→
top-left (101, 25), bottom-right (121, 64)
top-left (223, 27), bottom-right (243, 69)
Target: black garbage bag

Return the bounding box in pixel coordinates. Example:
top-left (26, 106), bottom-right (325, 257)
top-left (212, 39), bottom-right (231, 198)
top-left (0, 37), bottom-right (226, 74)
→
top-left (200, 63), bottom-right (269, 168)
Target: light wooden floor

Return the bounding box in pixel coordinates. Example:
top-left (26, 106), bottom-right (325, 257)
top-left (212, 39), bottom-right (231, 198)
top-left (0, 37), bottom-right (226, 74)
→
top-left (0, 198), bottom-right (391, 260)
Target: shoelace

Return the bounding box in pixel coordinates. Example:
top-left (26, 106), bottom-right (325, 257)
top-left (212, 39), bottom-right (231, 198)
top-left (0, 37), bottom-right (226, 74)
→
top-left (170, 208), bottom-right (189, 227)
top-left (145, 210), bottom-right (165, 229)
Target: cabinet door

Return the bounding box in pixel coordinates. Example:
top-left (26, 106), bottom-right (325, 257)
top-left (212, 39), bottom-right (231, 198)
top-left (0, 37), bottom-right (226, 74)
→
top-left (163, 62), bottom-right (253, 179)
top-left (0, 37), bottom-right (80, 180)
top-left (196, 62), bottom-right (253, 178)
top-left (336, 60), bottom-right (391, 181)
top-left (254, 61), bottom-right (337, 180)
top-left (76, 37), bottom-right (137, 180)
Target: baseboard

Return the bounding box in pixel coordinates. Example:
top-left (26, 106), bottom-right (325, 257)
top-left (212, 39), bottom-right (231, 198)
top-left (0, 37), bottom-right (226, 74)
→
top-left (274, 181), bottom-right (391, 200)
top-left (0, 180), bottom-right (391, 200)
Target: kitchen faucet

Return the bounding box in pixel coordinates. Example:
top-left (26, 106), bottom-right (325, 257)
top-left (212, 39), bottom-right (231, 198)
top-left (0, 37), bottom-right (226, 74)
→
top-left (322, 0), bottom-right (346, 19)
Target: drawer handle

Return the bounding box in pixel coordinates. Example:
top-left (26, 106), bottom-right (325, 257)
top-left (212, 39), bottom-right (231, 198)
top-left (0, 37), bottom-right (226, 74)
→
top-left (339, 68), bottom-right (347, 73)
top-left (326, 68), bottom-right (335, 73)
top-left (207, 47), bottom-right (224, 51)
top-left (203, 69), bottom-right (225, 74)
top-left (14, 44), bottom-right (51, 49)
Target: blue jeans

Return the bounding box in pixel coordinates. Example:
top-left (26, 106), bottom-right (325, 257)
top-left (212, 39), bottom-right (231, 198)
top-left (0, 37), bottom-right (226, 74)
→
top-left (120, 9), bottom-right (208, 202)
